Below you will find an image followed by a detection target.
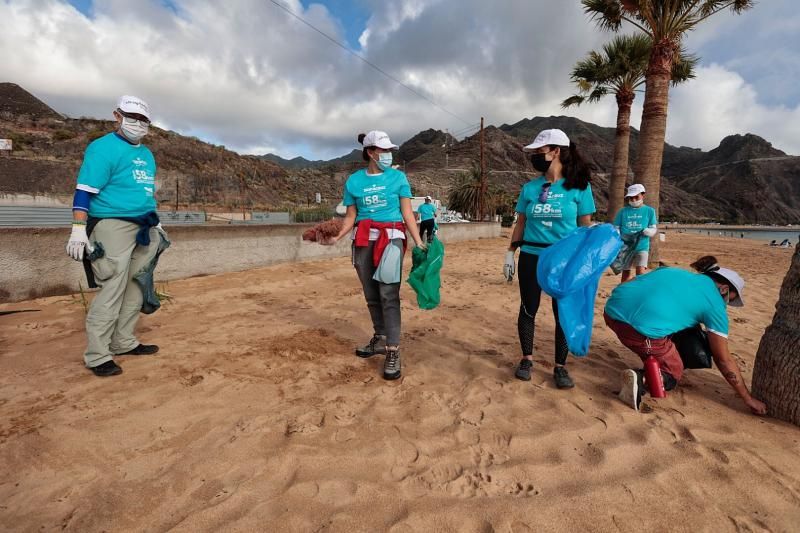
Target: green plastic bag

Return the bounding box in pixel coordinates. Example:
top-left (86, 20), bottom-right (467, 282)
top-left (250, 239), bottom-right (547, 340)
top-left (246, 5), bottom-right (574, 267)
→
top-left (407, 237), bottom-right (444, 310)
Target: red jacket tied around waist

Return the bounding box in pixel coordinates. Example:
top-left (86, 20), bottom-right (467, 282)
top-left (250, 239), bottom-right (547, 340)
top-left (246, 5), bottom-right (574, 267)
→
top-left (354, 220), bottom-right (408, 267)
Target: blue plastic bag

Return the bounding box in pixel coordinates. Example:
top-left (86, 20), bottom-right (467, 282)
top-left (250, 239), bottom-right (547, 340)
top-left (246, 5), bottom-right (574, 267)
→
top-left (536, 224), bottom-right (622, 356)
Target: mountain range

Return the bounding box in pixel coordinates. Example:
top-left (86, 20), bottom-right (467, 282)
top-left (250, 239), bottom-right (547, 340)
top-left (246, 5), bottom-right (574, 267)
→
top-left (1, 82), bottom-right (798, 224)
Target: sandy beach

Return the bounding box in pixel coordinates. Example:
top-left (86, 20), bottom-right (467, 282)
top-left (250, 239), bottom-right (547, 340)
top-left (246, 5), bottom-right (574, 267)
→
top-left (1, 232), bottom-right (799, 532)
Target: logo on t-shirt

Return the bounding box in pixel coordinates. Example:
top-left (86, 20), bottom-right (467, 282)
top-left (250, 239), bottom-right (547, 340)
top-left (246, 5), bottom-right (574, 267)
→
top-left (529, 192), bottom-right (565, 220)
top-left (362, 184), bottom-right (388, 210)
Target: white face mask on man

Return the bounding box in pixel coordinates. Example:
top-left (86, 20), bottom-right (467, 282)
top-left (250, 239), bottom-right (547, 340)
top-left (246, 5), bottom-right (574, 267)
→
top-left (629, 199), bottom-right (644, 208)
top-left (120, 116), bottom-right (149, 143)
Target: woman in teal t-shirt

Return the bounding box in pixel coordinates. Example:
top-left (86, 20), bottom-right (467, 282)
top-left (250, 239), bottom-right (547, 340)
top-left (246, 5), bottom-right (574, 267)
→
top-left (604, 256), bottom-right (767, 416)
top-left (613, 183), bottom-right (658, 282)
top-left (327, 130), bottom-right (425, 381)
top-left (504, 128), bottom-right (596, 389)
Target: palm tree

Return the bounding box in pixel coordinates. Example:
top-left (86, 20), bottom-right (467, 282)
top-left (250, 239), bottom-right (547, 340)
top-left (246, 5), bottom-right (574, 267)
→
top-left (752, 246), bottom-right (800, 426)
top-left (562, 34), bottom-right (696, 221)
top-left (447, 164), bottom-right (506, 220)
top-left (582, 0), bottom-right (755, 261)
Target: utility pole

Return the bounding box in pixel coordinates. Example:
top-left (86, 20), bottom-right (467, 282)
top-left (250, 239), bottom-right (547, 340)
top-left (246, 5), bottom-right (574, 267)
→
top-left (239, 177), bottom-right (246, 220)
top-left (175, 177), bottom-right (179, 213)
top-left (445, 128), bottom-right (449, 169)
top-left (479, 116), bottom-right (486, 221)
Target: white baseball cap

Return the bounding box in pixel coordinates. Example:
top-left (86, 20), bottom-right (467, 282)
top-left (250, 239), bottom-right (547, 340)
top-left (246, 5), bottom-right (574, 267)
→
top-left (362, 130), bottom-right (398, 149)
top-left (626, 184), bottom-right (646, 197)
top-left (117, 95), bottom-right (151, 121)
top-left (425, 195), bottom-right (432, 201)
top-left (523, 129), bottom-right (570, 151)
top-left (715, 268), bottom-right (745, 307)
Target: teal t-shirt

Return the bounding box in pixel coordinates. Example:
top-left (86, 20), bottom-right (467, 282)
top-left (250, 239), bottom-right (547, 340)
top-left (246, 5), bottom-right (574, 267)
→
top-left (514, 176), bottom-right (596, 255)
top-left (418, 203), bottom-right (436, 221)
top-left (613, 205), bottom-right (657, 252)
top-left (343, 168), bottom-right (412, 223)
top-left (76, 133), bottom-right (157, 218)
top-left (605, 267), bottom-right (729, 339)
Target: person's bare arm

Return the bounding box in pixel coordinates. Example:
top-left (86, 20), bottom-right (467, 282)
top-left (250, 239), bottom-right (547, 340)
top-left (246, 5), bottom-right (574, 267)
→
top-left (708, 333), bottom-right (767, 415)
top-left (330, 205), bottom-right (357, 244)
top-left (578, 214), bottom-right (592, 227)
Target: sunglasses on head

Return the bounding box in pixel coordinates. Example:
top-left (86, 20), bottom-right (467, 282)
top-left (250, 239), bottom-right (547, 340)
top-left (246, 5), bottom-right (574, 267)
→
top-left (538, 182), bottom-right (551, 203)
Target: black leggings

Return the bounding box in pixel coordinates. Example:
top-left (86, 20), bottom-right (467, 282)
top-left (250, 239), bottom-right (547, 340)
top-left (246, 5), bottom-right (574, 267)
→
top-left (517, 252), bottom-right (569, 365)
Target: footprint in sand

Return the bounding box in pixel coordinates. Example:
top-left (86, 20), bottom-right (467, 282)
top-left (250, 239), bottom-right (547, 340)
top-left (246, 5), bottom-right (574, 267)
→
top-left (285, 410), bottom-right (325, 436)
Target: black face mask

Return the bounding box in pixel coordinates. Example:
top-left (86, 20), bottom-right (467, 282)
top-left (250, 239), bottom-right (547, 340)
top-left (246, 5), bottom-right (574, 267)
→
top-left (530, 153), bottom-right (552, 173)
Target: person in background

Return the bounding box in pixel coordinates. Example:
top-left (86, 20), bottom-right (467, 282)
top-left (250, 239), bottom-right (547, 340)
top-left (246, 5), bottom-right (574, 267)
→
top-left (604, 255), bottom-right (767, 415)
top-left (417, 195), bottom-right (437, 243)
top-left (325, 130), bottom-right (426, 381)
top-left (613, 183), bottom-right (658, 282)
top-left (504, 128), bottom-right (596, 389)
top-left (66, 95), bottom-right (166, 377)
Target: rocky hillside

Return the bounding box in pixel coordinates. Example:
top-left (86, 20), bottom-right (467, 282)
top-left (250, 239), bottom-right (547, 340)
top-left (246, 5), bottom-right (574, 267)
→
top-left (0, 84), bottom-right (351, 208)
top-left (0, 83), bottom-right (62, 120)
top-left (261, 149), bottom-right (362, 170)
top-left (1, 84), bottom-right (798, 223)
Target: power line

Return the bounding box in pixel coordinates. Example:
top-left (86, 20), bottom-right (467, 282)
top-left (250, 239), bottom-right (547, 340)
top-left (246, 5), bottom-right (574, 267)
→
top-left (267, 0), bottom-right (473, 127)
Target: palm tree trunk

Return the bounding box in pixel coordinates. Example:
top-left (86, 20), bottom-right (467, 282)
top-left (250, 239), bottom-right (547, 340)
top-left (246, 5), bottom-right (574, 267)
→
top-left (634, 39), bottom-right (675, 266)
top-left (608, 90), bottom-right (634, 222)
top-left (752, 245), bottom-right (800, 426)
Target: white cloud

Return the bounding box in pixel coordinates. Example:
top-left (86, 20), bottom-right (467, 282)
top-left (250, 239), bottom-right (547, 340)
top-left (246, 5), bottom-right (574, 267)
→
top-left (0, 0), bottom-right (796, 159)
top-left (666, 64), bottom-right (800, 155)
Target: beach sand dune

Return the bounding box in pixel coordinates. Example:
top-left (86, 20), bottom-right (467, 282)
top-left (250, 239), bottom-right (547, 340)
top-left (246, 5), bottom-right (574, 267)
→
top-left (1, 234), bottom-right (799, 532)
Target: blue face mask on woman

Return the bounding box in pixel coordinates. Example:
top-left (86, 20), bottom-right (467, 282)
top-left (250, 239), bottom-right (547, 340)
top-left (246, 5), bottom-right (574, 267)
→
top-left (377, 152), bottom-right (393, 170)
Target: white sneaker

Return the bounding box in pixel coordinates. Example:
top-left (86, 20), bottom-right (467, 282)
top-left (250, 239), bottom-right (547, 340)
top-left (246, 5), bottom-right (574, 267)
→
top-left (618, 369), bottom-right (641, 412)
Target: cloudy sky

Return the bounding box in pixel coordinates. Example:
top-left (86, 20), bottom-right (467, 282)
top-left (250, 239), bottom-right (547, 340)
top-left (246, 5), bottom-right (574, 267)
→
top-left (1, 0), bottom-right (798, 159)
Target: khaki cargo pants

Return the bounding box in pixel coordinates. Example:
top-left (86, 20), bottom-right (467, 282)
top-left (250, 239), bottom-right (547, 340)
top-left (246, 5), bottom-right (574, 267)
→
top-left (84, 219), bottom-right (160, 368)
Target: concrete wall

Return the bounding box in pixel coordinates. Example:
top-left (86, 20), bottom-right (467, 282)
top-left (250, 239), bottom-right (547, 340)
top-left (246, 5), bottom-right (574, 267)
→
top-left (0, 222), bottom-right (500, 303)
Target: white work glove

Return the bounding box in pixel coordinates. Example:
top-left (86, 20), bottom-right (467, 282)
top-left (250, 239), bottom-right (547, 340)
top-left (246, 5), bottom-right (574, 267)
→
top-left (416, 241), bottom-right (428, 251)
top-left (503, 250), bottom-right (515, 282)
top-left (642, 226), bottom-right (657, 237)
top-left (66, 223), bottom-right (92, 261)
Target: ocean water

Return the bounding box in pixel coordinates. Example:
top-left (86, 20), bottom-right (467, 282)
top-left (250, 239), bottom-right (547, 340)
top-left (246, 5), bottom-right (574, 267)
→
top-left (667, 228), bottom-right (799, 245)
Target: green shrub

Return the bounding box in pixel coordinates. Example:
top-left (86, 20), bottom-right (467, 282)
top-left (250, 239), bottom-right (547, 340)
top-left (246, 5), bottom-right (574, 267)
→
top-left (292, 206), bottom-right (334, 223)
top-left (52, 129), bottom-right (76, 141)
top-left (87, 129), bottom-right (106, 142)
top-left (6, 132), bottom-right (35, 150)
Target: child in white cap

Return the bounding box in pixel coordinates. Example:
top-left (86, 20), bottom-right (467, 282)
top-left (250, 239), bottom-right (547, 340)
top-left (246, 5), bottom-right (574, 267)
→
top-left (613, 183), bottom-right (658, 282)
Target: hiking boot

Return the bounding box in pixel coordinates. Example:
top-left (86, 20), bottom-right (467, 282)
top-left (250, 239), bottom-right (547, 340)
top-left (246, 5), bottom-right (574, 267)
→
top-left (117, 344), bottom-right (159, 356)
top-left (90, 360), bottom-right (123, 377)
top-left (355, 335), bottom-right (386, 358)
top-left (515, 359), bottom-right (533, 381)
top-left (618, 369), bottom-right (644, 412)
top-left (383, 348), bottom-right (401, 380)
top-left (554, 366), bottom-right (575, 389)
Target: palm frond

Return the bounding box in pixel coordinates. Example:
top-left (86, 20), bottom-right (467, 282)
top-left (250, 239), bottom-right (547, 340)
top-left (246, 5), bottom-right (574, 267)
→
top-left (670, 48), bottom-right (699, 85)
top-left (561, 95), bottom-right (586, 108)
top-left (587, 87), bottom-right (610, 103)
top-left (582, 0), bottom-right (625, 31)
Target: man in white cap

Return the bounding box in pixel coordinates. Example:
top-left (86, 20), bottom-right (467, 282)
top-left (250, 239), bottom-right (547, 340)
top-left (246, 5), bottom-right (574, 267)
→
top-left (416, 195), bottom-right (437, 243)
top-left (612, 183), bottom-right (658, 282)
top-left (604, 255), bottom-right (767, 415)
top-left (66, 95), bottom-right (167, 377)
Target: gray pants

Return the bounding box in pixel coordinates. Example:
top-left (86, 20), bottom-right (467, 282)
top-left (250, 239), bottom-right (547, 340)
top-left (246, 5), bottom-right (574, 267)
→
top-left (352, 240), bottom-right (403, 346)
top-left (84, 219), bottom-right (159, 368)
